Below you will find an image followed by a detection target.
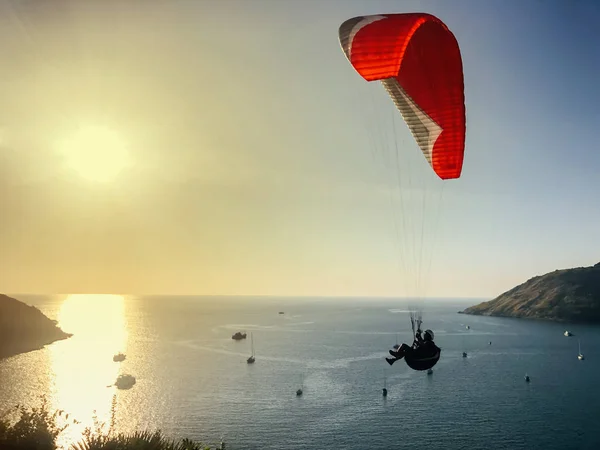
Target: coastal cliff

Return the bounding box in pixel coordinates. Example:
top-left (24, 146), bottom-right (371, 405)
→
top-left (461, 263), bottom-right (600, 323)
top-left (0, 294), bottom-right (72, 359)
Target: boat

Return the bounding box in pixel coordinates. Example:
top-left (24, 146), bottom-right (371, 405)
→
top-left (462, 352), bottom-right (468, 358)
top-left (382, 370), bottom-right (388, 397)
top-left (564, 330), bottom-right (573, 337)
top-left (578, 340), bottom-right (585, 360)
top-left (466, 325), bottom-right (470, 330)
top-left (488, 341), bottom-right (492, 345)
top-left (296, 373), bottom-right (304, 396)
top-left (113, 353), bottom-right (126, 362)
top-left (232, 332), bottom-right (247, 340)
top-left (115, 374), bottom-right (136, 390)
top-left (524, 374), bottom-right (530, 382)
top-left (427, 368), bottom-right (433, 375)
top-left (279, 311), bottom-right (285, 315)
top-left (392, 333), bottom-right (400, 350)
top-left (247, 332), bottom-right (255, 364)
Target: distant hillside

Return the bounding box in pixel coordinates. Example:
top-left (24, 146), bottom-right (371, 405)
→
top-left (461, 263), bottom-right (600, 323)
top-left (0, 294), bottom-right (72, 359)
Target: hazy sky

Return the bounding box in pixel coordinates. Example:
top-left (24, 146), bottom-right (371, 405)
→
top-left (1, 0), bottom-right (598, 298)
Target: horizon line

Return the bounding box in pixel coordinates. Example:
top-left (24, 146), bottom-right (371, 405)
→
top-left (4, 292), bottom-right (490, 301)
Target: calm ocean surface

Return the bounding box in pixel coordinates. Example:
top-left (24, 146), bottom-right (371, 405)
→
top-left (1, 295), bottom-right (599, 450)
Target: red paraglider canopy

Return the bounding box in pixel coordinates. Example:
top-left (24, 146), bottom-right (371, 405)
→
top-left (339, 13), bottom-right (466, 180)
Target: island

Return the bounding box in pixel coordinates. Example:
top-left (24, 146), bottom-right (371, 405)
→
top-left (461, 262), bottom-right (600, 323)
top-left (0, 294), bottom-right (72, 360)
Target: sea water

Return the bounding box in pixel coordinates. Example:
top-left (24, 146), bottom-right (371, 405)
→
top-left (1, 295), bottom-right (599, 450)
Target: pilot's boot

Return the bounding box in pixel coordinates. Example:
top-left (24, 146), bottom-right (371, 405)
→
top-left (389, 349), bottom-right (405, 359)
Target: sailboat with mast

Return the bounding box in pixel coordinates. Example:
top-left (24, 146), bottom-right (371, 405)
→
top-left (247, 332), bottom-right (255, 364)
top-left (382, 369), bottom-right (388, 397)
top-left (296, 373), bottom-right (304, 396)
top-left (578, 339), bottom-right (585, 360)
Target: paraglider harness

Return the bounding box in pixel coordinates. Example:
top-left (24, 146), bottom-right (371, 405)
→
top-left (404, 312), bottom-right (441, 371)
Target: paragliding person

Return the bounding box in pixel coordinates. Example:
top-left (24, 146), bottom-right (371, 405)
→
top-left (386, 329), bottom-right (440, 368)
top-left (337, 12), bottom-right (465, 372)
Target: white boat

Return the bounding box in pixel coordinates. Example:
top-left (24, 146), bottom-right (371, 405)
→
top-left (564, 330), bottom-right (572, 337)
top-left (578, 340), bottom-right (584, 360)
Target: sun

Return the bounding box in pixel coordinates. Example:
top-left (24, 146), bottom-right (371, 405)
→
top-left (57, 125), bottom-right (131, 182)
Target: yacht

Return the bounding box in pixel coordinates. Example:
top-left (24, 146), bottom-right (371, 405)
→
top-left (115, 374), bottom-right (136, 390)
top-left (232, 332), bottom-right (247, 340)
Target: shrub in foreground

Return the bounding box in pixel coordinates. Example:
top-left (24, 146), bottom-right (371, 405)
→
top-left (0, 397), bottom-right (224, 450)
top-left (0, 396), bottom-right (72, 450)
top-left (72, 430), bottom-right (219, 450)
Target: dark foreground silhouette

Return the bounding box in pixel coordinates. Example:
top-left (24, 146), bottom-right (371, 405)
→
top-left (0, 396), bottom-right (225, 450)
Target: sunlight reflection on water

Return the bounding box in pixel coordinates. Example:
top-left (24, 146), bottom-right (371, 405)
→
top-left (49, 294), bottom-right (128, 448)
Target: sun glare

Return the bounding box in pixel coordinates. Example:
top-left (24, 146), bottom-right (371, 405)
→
top-left (50, 294), bottom-right (128, 448)
top-left (58, 125), bottom-right (131, 182)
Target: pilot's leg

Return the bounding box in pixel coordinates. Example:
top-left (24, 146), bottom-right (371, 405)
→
top-left (389, 343), bottom-right (411, 359)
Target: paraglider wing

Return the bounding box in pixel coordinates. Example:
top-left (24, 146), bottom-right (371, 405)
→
top-left (338, 13), bottom-right (466, 180)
